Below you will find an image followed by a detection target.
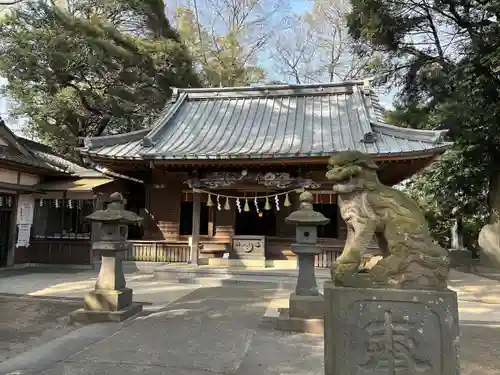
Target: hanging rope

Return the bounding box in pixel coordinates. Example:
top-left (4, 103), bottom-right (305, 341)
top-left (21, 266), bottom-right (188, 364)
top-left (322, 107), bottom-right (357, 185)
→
top-left (195, 187), bottom-right (302, 200)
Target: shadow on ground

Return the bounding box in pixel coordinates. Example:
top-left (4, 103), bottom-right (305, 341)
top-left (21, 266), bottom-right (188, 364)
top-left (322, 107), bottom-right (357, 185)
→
top-left (460, 324), bottom-right (500, 375)
top-left (36, 285), bottom-right (325, 375)
top-left (0, 295), bottom-right (82, 362)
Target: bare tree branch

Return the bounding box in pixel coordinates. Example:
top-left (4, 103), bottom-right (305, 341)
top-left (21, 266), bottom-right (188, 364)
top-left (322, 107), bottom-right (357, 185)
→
top-left (0, 0), bottom-right (24, 5)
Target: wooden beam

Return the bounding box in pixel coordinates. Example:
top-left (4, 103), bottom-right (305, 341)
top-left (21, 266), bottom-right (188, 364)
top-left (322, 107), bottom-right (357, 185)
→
top-left (190, 187), bottom-right (201, 265)
top-left (89, 151), bottom-right (444, 168)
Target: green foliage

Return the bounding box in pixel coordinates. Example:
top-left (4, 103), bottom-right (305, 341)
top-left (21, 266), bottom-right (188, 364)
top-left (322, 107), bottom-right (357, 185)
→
top-left (403, 150), bottom-right (488, 250)
top-left (352, 0), bottom-right (500, 249)
top-left (0, 0), bottom-right (200, 153)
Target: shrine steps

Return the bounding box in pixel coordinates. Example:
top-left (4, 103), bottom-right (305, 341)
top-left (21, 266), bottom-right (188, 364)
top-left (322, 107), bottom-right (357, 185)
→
top-left (153, 264), bottom-right (331, 289)
top-left (198, 258), bottom-right (298, 269)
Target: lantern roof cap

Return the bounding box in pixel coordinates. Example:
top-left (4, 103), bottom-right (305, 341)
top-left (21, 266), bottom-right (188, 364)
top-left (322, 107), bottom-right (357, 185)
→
top-left (86, 192), bottom-right (142, 224)
top-left (285, 191), bottom-right (330, 226)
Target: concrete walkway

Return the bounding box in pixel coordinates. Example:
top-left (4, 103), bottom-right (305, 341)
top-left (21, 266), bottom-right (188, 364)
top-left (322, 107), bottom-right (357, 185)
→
top-left (1, 267), bottom-right (500, 323)
top-left (0, 267), bottom-right (500, 374)
top-left (1, 284), bottom-right (320, 375)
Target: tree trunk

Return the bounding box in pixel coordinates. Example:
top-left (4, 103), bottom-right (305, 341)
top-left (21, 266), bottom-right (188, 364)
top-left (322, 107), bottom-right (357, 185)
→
top-left (478, 170), bottom-right (500, 268)
top-left (450, 217), bottom-right (464, 250)
top-left (488, 170), bottom-right (500, 224)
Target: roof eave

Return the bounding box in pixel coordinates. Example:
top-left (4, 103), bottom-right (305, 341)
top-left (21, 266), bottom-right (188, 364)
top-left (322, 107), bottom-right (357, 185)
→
top-left (371, 121), bottom-right (450, 143)
top-left (79, 128), bottom-right (151, 151)
top-left (84, 146), bottom-right (450, 165)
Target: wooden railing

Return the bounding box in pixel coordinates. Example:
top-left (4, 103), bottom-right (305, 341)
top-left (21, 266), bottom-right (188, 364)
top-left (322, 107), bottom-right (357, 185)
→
top-left (314, 250), bottom-right (341, 268)
top-left (266, 236), bottom-right (380, 268)
top-left (15, 240), bottom-right (92, 265)
top-left (124, 241), bottom-right (191, 263)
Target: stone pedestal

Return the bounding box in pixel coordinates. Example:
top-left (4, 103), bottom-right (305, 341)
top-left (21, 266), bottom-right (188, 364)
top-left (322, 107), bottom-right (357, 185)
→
top-left (295, 252), bottom-right (319, 295)
top-left (70, 192), bottom-right (143, 324)
top-left (449, 248), bottom-right (475, 271)
top-left (277, 294), bottom-right (325, 334)
top-left (276, 245), bottom-right (326, 333)
top-left (231, 235), bottom-right (266, 261)
top-left (70, 246), bottom-right (143, 323)
top-left (276, 191), bottom-right (329, 334)
top-left (324, 281), bottom-right (460, 375)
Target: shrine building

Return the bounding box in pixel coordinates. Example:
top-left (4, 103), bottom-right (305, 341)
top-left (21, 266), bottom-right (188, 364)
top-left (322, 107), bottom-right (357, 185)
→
top-left (76, 81), bottom-right (451, 268)
top-left (0, 118), bottom-right (117, 268)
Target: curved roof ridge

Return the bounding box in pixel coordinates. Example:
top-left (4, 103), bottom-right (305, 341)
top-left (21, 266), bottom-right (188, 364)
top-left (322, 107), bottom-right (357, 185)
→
top-left (82, 128), bottom-right (151, 150)
top-left (351, 85), bottom-right (375, 137)
top-left (175, 81), bottom-right (366, 94)
top-left (365, 89), bottom-right (386, 123)
top-left (172, 82), bottom-right (363, 100)
top-left (372, 121), bottom-right (449, 143)
top-left (143, 92), bottom-right (188, 147)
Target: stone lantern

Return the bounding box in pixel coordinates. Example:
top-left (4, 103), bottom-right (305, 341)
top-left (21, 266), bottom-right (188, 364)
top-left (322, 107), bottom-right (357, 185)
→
top-left (277, 191), bottom-right (330, 333)
top-left (70, 192), bottom-right (143, 323)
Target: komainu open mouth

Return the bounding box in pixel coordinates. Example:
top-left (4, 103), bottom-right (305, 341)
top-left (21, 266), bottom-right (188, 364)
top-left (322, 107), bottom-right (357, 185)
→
top-left (336, 174), bottom-right (353, 184)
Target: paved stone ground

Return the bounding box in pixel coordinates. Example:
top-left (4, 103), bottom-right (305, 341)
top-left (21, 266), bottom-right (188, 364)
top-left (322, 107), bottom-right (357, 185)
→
top-left (460, 324), bottom-right (500, 375)
top-left (40, 285), bottom-right (278, 375)
top-left (0, 295), bottom-right (81, 362)
top-left (0, 286), bottom-right (496, 374)
top-left (0, 268), bottom-right (500, 374)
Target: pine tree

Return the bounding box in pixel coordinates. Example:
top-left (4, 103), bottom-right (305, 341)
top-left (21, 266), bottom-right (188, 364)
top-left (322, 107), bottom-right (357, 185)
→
top-left (0, 0), bottom-right (200, 153)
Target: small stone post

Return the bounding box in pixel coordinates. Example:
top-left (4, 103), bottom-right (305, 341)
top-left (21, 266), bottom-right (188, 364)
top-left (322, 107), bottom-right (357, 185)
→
top-left (70, 192), bottom-right (143, 323)
top-left (276, 191), bottom-right (330, 334)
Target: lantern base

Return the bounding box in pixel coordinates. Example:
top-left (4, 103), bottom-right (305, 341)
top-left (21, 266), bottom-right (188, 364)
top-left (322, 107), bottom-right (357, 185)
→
top-left (276, 308), bottom-right (324, 334)
top-left (69, 303), bottom-right (143, 324)
top-left (275, 294), bottom-right (325, 334)
top-left (83, 287), bottom-right (133, 312)
top-left (289, 293), bottom-right (324, 319)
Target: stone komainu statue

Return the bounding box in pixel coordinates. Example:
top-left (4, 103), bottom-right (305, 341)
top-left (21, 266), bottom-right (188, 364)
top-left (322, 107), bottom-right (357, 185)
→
top-left (326, 151), bottom-right (450, 290)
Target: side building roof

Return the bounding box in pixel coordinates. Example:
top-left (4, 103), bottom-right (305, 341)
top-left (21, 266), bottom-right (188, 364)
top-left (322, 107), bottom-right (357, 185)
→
top-left (79, 81), bottom-right (452, 161)
top-left (0, 117), bottom-right (103, 177)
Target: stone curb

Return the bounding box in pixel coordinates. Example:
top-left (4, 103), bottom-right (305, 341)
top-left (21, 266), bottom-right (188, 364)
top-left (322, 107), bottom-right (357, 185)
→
top-left (173, 276), bottom-right (296, 289)
top-left (0, 293), bottom-right (154, 306)
top-left (0, 322), bottom-right (126, 375)
top-left (0, 299), bottom-right (186, 375)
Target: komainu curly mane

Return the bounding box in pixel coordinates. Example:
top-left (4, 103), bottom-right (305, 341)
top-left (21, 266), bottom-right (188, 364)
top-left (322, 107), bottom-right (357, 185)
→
top-left (326, 151), bottom-right (450, 290)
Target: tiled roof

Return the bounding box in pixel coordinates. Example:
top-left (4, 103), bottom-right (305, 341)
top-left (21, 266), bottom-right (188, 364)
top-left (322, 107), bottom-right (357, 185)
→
top-left (80, 81), bottom-right (452, 160)
top-left (19, 137), bottom-right (102, 177)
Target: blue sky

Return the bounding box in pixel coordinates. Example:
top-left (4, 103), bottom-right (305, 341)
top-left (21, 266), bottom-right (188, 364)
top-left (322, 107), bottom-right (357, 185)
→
top-left (289, 0), bottom-right (312, 12)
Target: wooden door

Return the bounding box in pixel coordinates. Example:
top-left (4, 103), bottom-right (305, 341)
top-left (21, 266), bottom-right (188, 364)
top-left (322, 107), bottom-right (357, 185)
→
top-left (0, 209), bottom-right (11, 266)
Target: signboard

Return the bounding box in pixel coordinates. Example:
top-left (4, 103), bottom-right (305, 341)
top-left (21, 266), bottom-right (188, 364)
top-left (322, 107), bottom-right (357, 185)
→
top-left (15, 224), bottom-right (31, 248)
top-left (16, 195), bottom-right (35, 225)
top-left (15, 195), bottom-right (35, 247)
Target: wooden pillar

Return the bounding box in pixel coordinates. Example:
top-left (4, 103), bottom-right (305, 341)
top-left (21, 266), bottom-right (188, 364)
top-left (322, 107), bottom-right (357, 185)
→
top-left (208, 207), bottom-right (215, 237)
top-left (190, 189), bottom-right (201, 265)
top-left (7, 194), bottom-right (18, 266)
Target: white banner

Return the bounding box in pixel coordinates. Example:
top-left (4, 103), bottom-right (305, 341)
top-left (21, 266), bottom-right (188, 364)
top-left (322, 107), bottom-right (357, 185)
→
top-left (15, 224), bottom-right (31, 248)
top-left (16, 195), bottom-right (35, 225)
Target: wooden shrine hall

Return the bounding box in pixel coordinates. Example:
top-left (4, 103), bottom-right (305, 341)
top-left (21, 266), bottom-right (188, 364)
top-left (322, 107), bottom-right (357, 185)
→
top-left (78, 81), bottom-right (451, 267)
